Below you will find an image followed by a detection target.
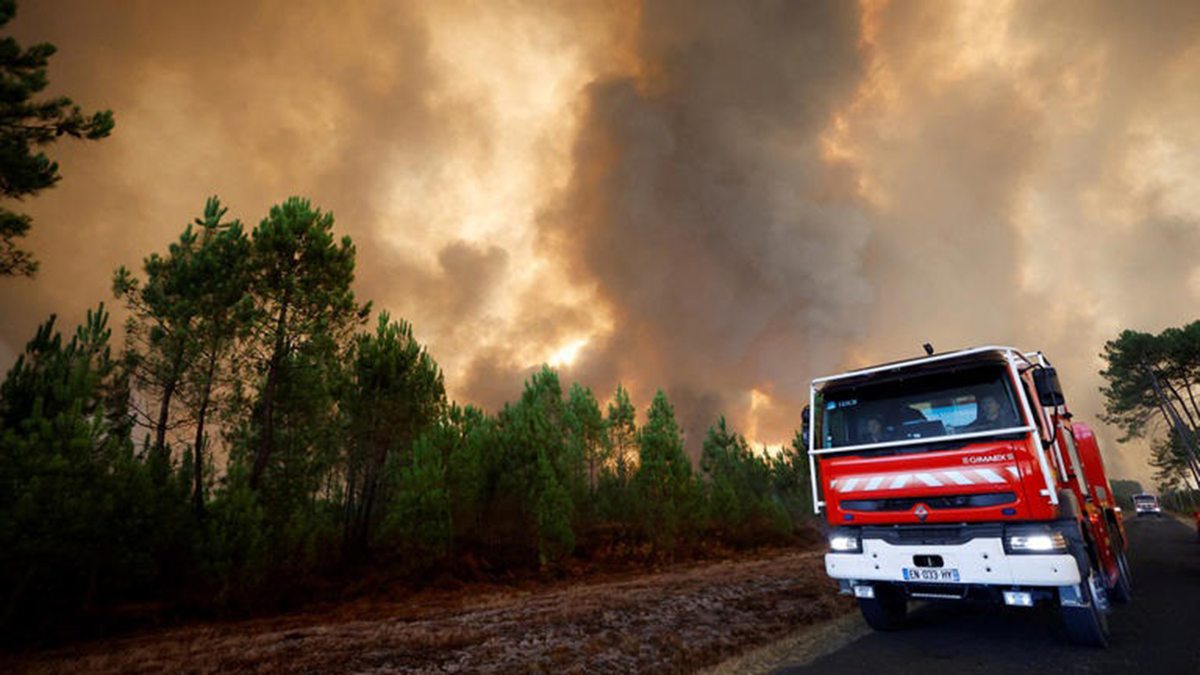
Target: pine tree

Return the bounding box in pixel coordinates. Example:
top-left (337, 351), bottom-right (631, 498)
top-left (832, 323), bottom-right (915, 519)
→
top-left (0, 306), bottom-right (158, 632)
top-left (564, 383), bottom-right (608, 530)
top-left (343, 313), bottom-right (445, 555)
top-left (1101, 324), bottom-right (1200, 490)
top-left (0, 0), bottom-right (114, 276)
top-left (245, 197), bottom-right (367, 490)
top-left (566, 383), bottom-right (608, 493)
top-left (634, 390), bottom-right (692, 557)
top-left (443, 404), bottom-right (489, 547)
top-left (180, 199), bottom-right (255, 515)
top-left (772, 429), bottom-right (813, 525)
top-left (700, 416), bottom-right (746, 534)
top-left (113, 197), bottom-right (252, 496)
top-left (485, 367), bottom-right (571, 565)
top-left (383, 431), bottom-right (452, 571)
top-left (533, 448), bottom-right (574, 568)
top-left (607, 384), bottom-right (638, 482)
top-left (602, 384), bottom-right (638, 534)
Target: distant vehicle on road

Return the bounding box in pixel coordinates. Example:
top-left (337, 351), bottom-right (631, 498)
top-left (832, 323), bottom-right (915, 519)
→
top-left (1132, 493), bottom-right (1162, 517)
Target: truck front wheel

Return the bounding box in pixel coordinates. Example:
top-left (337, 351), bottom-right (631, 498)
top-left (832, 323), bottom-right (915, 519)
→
top-left (1109, 549), bottom-right (1133, 604)
top-left (859, 584), bottom-right (907, 631)
top-left (1061, 572), bottom-right (1111, 647)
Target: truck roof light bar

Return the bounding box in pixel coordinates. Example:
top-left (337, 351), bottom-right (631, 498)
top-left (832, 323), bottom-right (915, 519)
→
top-left (1022, 351), bottom-right (1052, 368)
top-left (811, 345), bottom-right (1036, 387)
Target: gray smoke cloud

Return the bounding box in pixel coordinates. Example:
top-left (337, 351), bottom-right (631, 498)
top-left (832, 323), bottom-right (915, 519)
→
top-left (4, 1), bottom-right (1200, 486)
top-left (534, 1), bottom-right (874, 452)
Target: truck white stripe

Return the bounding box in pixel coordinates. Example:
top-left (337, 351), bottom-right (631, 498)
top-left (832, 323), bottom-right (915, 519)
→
top-left (916, 472), bottom-right (943, 487)
top-left (945, 470), bottom-right (973, 486)
top-left (834, 465), bottom-right (1019, 493)
top-left (976, 468), bottom-right (1006, 484)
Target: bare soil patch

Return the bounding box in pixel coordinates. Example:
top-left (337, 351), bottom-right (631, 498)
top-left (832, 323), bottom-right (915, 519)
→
top-left (3, 549), bottom-right (852, 674)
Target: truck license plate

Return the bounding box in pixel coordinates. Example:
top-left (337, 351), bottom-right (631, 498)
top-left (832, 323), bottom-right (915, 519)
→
top-left (903, 567), bottom-right (960, 582)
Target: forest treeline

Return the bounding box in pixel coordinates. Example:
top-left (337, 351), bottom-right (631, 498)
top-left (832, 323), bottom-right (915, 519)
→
top-left (0, 197), bottom-right (813, 641)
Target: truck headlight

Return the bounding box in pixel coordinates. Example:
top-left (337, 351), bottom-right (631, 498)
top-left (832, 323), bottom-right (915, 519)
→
top-left (829, 528), bottom-right (862, 553)
top-left (1004, 526), bottom-right (1067, 553)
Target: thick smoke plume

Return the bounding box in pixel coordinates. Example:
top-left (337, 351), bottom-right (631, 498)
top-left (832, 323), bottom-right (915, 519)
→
top-left (535, 0), bottom-right (873, 452)
top-left (3, 1), bottom-right (1200, 483)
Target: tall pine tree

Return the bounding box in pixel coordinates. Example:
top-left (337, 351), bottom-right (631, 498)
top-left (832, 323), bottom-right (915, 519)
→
top-left (0, 0), bottom-right (114, 276)
top-left (245, 197), bottom-right (367, 490)
top-left (635, 390), bottom-right (692, 556)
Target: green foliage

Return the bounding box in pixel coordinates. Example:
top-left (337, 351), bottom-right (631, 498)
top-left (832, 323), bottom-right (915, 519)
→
top-left (634, 390), bottom-right (693, 556)
top-left (405, 404), bottom-right (493, 557)
top-left (343, 312), bottom-right (446, 554)
top-left (1101, 321), bottom-right (1200, 490)
top-left (564, 383), bottom-right (608, 525)
top-left (1149, 435), bottom-right (1191, 494)
top-left (113, 197), bottom-right (253, 491)
top-left (441, 405), bottom-right (489, 546)
top-left (0, 306), bottom-right (159, 633)
top-left (483, 367), bottom-right (571, 566)
top-left (259, 334), bottom-right (346, 518)
top-left (607, 384), bottom-right (637, 483)
top-left (1100, 329), bottom-right (1169, 441)
top-left (382, 431), bottom-right (452, 572)
top-left (533, 448), bottom-right (574, 567)
top-left (0, 0), bottom-right (115, 276)
top-left (698, 417), bottom-right (796, 546)
top-left (701, 417), bottom-right (754, 532)
top-left (178, 199), bottom-right (255, 513)
top-left (599, 384), bottom-right (637, 529)
top-left (2, 193), bottom-right (831, 638)
top-left (202, 472), bottom-right (268, 604)
top-left (245, 197), bottom-right (368, 491)
top-left (774, 429), bottom-right (814, 522)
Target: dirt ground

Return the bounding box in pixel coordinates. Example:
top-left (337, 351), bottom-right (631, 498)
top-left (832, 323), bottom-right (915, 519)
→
top-left (4, 549), bottom-right (853, 674)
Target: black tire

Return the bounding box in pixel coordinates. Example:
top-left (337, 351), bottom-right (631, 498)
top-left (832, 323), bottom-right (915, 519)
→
top-left (1104, 518), bottom-right (1132, 604)
top-left (1061, 572), bottom-right (1111, 647)
top-left (859, 585), bottom-right (907, 631)
top-left (1109, 549), bottom-right (1133, 604)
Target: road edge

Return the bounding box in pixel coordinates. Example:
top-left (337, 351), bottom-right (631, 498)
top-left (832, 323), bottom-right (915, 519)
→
top-left (699, 607), bottom-right (867, 675)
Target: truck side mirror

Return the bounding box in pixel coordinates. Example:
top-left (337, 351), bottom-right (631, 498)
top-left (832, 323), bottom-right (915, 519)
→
top-left (1034, 367), bottom-right (1066, 407)
top-left (801, 405), bottom-right (811, 448)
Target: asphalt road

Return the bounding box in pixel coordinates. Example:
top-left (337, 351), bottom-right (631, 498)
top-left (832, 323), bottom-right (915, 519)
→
top-left (771, 515), bottom-right (1200, 674)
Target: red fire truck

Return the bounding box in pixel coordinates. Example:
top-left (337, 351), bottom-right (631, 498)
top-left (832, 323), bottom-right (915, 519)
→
top-left (804, 346), bottom-right (1131, 646)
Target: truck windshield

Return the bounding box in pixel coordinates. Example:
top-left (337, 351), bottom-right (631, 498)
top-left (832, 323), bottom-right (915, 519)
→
top-left (819, 364), bottom-right (1023, 450)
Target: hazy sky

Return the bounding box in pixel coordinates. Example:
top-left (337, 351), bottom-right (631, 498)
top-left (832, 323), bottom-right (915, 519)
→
top-left (3, 0), bottom-right (1200, 486)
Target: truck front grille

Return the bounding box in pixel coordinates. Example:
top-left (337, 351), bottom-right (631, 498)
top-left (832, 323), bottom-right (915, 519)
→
top-left (840, 491), bottom-right (1016, 512)
top-left (861, 523), bottom-right (1005, 545)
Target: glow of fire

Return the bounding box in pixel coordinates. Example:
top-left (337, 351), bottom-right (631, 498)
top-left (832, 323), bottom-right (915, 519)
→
top-left (547, 337), bottom-right (589, 368)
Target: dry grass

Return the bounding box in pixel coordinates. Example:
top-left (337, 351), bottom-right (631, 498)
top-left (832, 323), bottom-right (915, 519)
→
top-left (3, 549), bottom-right (853, 674)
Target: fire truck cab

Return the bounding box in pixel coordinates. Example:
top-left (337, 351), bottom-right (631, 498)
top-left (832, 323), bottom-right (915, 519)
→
top-left (1132, 493), bottom-right (1162, 517)
top-left (805, 346), bottom-right (1130, 647)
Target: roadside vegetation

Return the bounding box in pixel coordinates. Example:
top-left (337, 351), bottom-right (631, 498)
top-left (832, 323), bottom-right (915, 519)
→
top-left (1101, 323), bottom-right (1200, 511)
top-left (0, 195), bottom-right (814, 643)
